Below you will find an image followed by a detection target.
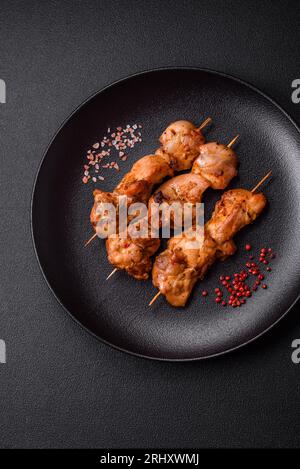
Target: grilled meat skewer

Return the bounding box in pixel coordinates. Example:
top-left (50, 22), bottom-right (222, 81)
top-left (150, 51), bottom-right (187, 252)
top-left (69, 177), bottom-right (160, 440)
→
top-left (106, 140), bottom-right (238, 280)
top-left (152, 188), bottom-right (267, 307)
top-left (90, 119), bottom-right (210, 233)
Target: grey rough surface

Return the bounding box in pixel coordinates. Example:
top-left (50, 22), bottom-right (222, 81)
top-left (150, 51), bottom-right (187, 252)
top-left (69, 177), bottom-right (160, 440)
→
top-left (1, 0), bottom-right (300, 448)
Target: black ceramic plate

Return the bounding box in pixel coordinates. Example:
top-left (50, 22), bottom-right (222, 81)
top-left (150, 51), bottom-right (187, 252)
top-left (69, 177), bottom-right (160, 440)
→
top-left (32, 68), bottom-right (300, 361)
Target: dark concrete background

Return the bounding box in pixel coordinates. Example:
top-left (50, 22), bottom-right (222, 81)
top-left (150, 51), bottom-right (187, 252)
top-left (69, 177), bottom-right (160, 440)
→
top-left (0, 0), bottom-right (300, 448)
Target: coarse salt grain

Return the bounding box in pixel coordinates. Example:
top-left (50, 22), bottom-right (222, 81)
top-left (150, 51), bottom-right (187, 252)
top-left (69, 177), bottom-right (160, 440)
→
top-left (82, 123), bottom-right (143, 184)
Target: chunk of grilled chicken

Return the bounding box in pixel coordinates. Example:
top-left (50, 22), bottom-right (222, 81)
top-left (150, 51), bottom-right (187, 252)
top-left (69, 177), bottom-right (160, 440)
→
top-left (157, 120), bottom-right (205, 171)
top-left (192, 142), bottom-right (238, 189)
top-left (149, 142), bottom-right (238, 229)
top-left (206, 189), bottom-right (267, 244)
top-left (152, 230), bottom-right (236, 307)
top-left (152, 189), bottom-right (267, 307)
top-left (106, 234), bottom-right (160, 280)
top-left (90, 120), bottom-right (205, 231)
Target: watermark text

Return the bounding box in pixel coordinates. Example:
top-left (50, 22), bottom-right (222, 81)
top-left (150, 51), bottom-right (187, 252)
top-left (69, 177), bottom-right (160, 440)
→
top-left (95, 196), bottom-right (204, 248)
top-left (291, 79), bottom-right (300, 104)
top-left (0, 340), bottom-right (6, 363)
top-left (0, 79), bottom-right (6, 103)
top-left (291, 339), bottom-right (300, 364)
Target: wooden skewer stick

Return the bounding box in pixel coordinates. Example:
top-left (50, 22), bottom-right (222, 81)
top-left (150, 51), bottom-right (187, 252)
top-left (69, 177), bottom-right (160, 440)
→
top-left (106, 268), bottom-right (118, 280)
top-left (227, 134), bottom-right (239, 148)
top-left (84, 232), bottom-right (97, 247)
top-left (251, 170), bottom-right (272, 193)
top-left (149, 291), bottom-right (162, 306)
top-left (197, 117), bottom-right (212, 131)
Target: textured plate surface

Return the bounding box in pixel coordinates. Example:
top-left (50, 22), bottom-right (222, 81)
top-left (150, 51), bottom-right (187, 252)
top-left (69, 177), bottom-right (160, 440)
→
top-left (32, 68), bottom-right (300, 360)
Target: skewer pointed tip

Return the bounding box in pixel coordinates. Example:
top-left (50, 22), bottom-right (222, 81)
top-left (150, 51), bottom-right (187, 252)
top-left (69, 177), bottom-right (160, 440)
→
top-left (149, 291), bottom-right (162, 306)
top-left (198, 117), bottom-right (212, 131)
top-left (251, 170), bottom-right (272, 193)
top-left (106, 268), bottom-right (118, 280)
top-left (84, 232), bottom-right (97, 247)
top-left (227, 134), bottom-right (240, 148)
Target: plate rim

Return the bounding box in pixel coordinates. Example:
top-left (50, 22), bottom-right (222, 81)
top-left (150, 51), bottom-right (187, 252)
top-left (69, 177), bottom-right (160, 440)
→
top-left (30, 66), bottom-right (300, 362)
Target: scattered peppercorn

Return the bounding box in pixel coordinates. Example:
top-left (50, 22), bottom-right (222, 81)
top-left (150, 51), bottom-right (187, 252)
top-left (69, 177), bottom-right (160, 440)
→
top-left (200, 245), bottom-right (275, 309)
